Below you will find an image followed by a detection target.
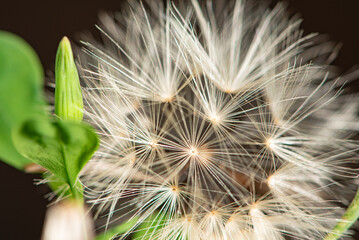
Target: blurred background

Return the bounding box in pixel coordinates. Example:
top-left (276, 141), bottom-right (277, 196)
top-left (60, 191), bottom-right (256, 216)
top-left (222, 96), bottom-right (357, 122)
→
top-left (1, 0), bottom-right (359, 239)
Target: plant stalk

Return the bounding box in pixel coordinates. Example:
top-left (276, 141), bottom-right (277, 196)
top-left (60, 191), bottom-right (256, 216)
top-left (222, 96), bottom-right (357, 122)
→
top-left (324, 186), bottom-right (359, 240)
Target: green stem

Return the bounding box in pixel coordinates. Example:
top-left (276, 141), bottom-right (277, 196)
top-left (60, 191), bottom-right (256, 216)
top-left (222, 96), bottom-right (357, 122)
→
top-left (69, 179), bottom-right (84, 203)
top-left (324, 186), bottom-right (359, 240)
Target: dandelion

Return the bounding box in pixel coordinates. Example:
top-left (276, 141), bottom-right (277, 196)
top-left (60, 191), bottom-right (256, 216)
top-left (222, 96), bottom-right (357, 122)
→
top-left (78, 0), bottom-right (359, 239)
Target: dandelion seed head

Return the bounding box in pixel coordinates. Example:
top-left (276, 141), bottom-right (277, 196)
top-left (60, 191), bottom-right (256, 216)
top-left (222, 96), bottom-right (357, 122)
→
top-left (77, 0), bottom-right (359, 239)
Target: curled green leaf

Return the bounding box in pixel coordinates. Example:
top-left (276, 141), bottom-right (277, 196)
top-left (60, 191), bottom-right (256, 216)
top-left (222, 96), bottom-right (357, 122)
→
top-left (12, 117), bottom-right (99, 199)
top-left (55, 36), bottom-right (83, 121)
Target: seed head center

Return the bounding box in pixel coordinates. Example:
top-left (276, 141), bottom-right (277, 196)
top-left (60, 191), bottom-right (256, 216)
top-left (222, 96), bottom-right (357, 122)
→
top-left (189, 147), bottom-right (199, 156)
top-left (148, 140), bottom-right (158, 149)
top-left (266, 137), bottom-right (275, 149)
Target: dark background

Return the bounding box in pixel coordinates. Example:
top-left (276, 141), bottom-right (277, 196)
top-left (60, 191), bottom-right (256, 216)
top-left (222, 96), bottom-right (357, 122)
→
top-left (1, 0), bottom-right (359, 239)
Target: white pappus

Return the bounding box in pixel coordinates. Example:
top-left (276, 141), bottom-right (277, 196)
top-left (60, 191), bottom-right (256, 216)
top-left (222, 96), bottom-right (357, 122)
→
top-left (77, 0), bottom-right (359, 239)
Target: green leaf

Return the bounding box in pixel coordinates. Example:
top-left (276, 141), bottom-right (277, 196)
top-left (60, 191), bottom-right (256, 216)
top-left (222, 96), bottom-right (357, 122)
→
top-left (95, 217), bottom-right (139, 240)
top-left (55, 36), bottom-right (83, 121)
top-left (132, 213), bottom-right (168, 240)
top-left (12, 117), bottom-right (99, 199)
top-left (0, 31), bottom-right (46, 169)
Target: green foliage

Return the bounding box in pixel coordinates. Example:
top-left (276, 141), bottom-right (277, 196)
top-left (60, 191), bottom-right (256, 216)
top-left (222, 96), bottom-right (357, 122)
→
top-left (95, 217), bottom-right (139, 240)
top-left (132, 213), bottom-right (168, 240)
top-left (13, 117), bottom-right (99, 199)
top-left (0, 31), bottom-right (46, 169)
top-left (55, 36), bottom-right (83, 121)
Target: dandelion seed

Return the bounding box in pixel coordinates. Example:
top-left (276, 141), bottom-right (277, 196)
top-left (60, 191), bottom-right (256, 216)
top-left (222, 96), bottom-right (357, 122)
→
top-left (265, 137), bottom-right (275, 149)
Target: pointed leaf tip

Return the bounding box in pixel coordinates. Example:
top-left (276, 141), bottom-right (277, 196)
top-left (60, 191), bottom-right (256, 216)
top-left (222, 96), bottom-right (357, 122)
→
top-left (55, 36), bottom-right (84, 122)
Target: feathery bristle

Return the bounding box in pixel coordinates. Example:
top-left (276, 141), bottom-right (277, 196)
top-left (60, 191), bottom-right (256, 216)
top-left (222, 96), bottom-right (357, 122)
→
top-left (77, 0), bottom-right (359, 239)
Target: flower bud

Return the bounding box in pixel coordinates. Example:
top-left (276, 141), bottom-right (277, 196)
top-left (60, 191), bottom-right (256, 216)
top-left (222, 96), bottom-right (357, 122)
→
top-left (42, 200), bottom-right (94, 240)
top-left (55, 36), bottom-right (83, 121)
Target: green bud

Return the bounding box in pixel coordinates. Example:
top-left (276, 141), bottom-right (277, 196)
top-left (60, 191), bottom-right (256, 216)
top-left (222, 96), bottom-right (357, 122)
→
top-left (55, 36), bottom-right (83, 121)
